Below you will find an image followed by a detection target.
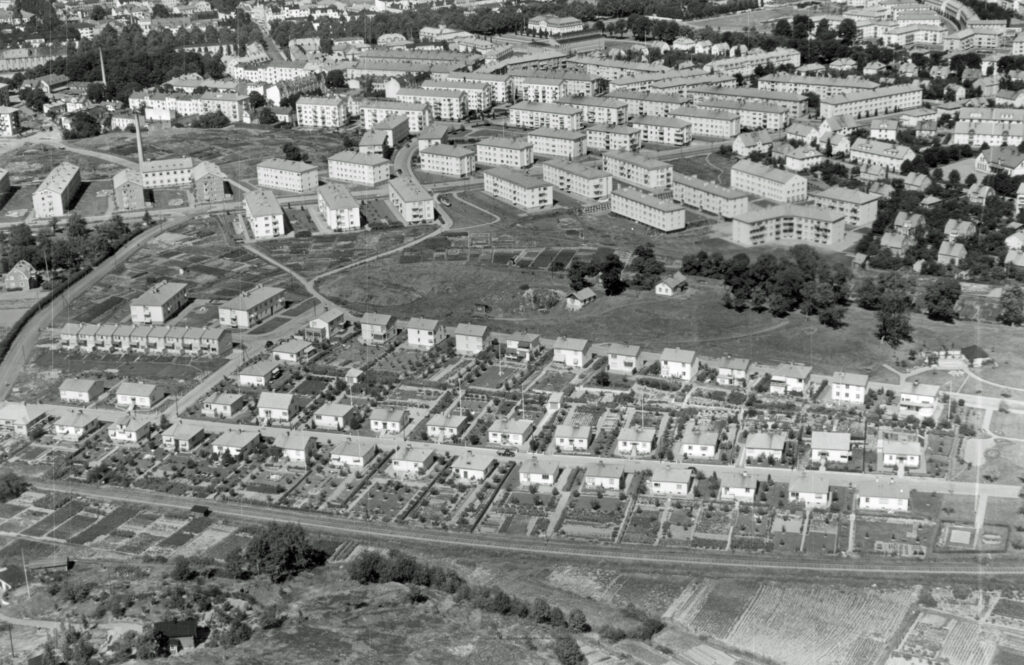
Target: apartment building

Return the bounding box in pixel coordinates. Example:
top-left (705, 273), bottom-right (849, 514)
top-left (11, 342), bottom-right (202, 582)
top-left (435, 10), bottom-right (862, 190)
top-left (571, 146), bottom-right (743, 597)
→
top-left (541, 160), bottom-right (612, 200)
top-left (605, 91), bottom-right (684, 117)
top-left (704, 47), bottom-right (800, 76)
top-left (586, 124), bottom-right (641, 152)
top-left (0, 106), bottom-right (19, 136)
top-left (730, 160), bottom-right (807, 202)
top-left (631, 116), bottom-right (693, 146)
top-left (731, 204), bottom-right (845, 247)
top-left (757, 74), bottom-right (879, 98)
top-left (476, 137), bottom-right (533, 168)
top-left (435, 72), bottom-right (512, 104)
top-left (603, 151), bottom-right (673, 190)
top-left (256, 158), bottom-right (318, 193)
top-left (557, 96), bottom-right (627, 125)
top-left (419, 144), bottom-right (476, 177)
top-left (32, 161), bottom-right (80, 218)
top-left (360, 100), bottom-right (432, 133)
top-left (687, 85), bottom-right (808, 117)
top-left (219, 285), bottom-right (285, 329)
top-left (112, 169), bottom-right (144, 211)
top-left (421, 79), bottom-right (493, 112)
top-left (611, 187), bottom-right (687, 232)
top-left (953, 120), bottom-right (1024, 148)
top-left (192, 161), bottom-right (229, 203)
top-left (295, 96), bottom-right (348, 128)
top-left (244, 188), bottom-right (286, 239)
top-left (818, 84), bottom-right (923, 119)
top-left (483, 167), bottom-right (553, 210)
top-left (140, 157), bottom-right (193, 189)
top-left (388, 178), bottom-right (435, 224)
top-left (672, 172), bottom-right (749, 219)
top-left (693, 98), bottom-right (789, 130)
top-left (516, 76), bottom-right (568, 103)
top-left (508, 102), bottom-right (583, 131)
top-left (668, 107), bottom-right (740, 138)
top-left (327, 150), bottom-right (391, 186)
top-left (809, 186), bottom-right (881, 227)
top-left (317, 182), bottom-right (361, 232)
top-left (393, 87), bottom-right (468, 121)
top-left (527, 128), bottom-right (586, 160)
top-left (850, 138), bottom-right (915, 171)
top-left (130, 281), bottom-right (188, 325)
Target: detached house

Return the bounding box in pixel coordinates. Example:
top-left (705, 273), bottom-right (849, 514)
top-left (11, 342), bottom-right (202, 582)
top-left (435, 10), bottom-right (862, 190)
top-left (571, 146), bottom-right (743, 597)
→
top-left (330, 439), bottom-right (377, 468)
top-left (59, 378), bottom-right (103, 404)
top-left (788, 474), bottom-right (831, 508)
top-left (616, 425), bottom-right (656, 456)
top-left (810, 431), bottom-right (852, 464)
top-left (487, 418), bottom-right (534, 447)
top-left (566, 287), bottom-right (597, 311)
top-left (718, 471), bottom-right (758, 502)
top-left (312, 403), bottom-right (356, 431)
top-left (680, 422), bottom-right (723, 458)
top-left (272, 338), bottom-right (314, 364)
top-left (211, 430), bottom-right (259, 458)
top-left (830, 372), bottom-right (869, 404)
top-left (769, 363), bottom-right (812, 395)
top-left (583, 462), bottom-right (625, 490)
top-left (426, 413), bottom-right (469, 442)
top-left (660, 348), bottom-right (696, 381)
top-left (390, 447), bottom-right (436, 477)
top-left (201, 393), bottom-right (246, 419)
top-left (116, 382), bottom-right (166, 410)
top-left (370, 407), bottom-right (409, 435)
top-left (606, 344), bottom-right (640, 374)
top-left (53, 412), bottom-right (100, 441)
top-left (107, 415), bottom-right (152, 444)
top-left (552, 337), bottom-right (591, 368)
top-left (553, 424), bottom-right (592, 452)
top-left (360, 312), bottom-right (397, 346)
top-left (275, 432), bottom-right (314, 465)
top-left (519, 458), bottom-right (561, 487)
top-left (705, 357), bottom-right (750, 386)
top-left (744, 431), bottom-right (787, 462)
top-left (162, 423), bottom-right (206, 453)
top-left (453, 454), bottom-right (495, 482)
top-left (649, 467), bottom-right (692, 496)
top-left (4, 260), bottom-right (39, 291)
top-left (237, 360), bottom-right (280, 388)
top-left (453, 323), bottom-right (489, 356)
top-left (655, 272), bottom-right (686, 296)
top-left (504, 332), bottom-right (541, 361)
top-left (257, 392), bottom-right (296, 425)
top-left (406, 317), bottom-right (445, 350)
top-left (858, 481), bottom-right (909, 512)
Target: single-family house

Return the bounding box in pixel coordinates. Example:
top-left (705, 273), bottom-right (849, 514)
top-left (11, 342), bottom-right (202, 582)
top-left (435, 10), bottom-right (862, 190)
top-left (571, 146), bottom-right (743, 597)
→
top-left (744, 431), bottom-right (787, 462)
top-left (898, 382), bottom-right (940, 418)
top-left (553, 424), bottom-right (592, 452)
top-left (329, 439), bottom-right (378, 467)
top-left (706, 356), bottom-right (750, 386)
top-left (616, 425), bottom-right (657, 456)
top-left (552, 337), bottom-right (591, 368)
top-left (116, 382), bottom-right (166, 410)
top-left (660, 348), bottom-right (696, 381)
top-left (858, 481), bottom-right (909, 512)
top-left (275, 431), bottom-right (314, 465)
top-left (504, 332), bottom-right (541, 361)
top-left (426, 413), bottom-right (469, 442)
top-left (256, 391), bottom-right (296, 425)
top-left (360, 312), bottom-right (397, 346)
top-left (810, 431), bottom-right (852, 464)
top-left (406, 317), bottom-right (446, 350)
top-left (53, 412), bottom-right (100, 441)
top-left (369, 407), bottom-right (409, 435)
top-left (201, 392), bottom-right (246, 419)
top-left (453, 454), bottom-right (495, 482)
top-left (565, 287), bottom-right (597, 311)
top-left (453, 323), bottom-right (489, 356)
top-left (312, 403), bottom-right (356, 431)
top-left (389, 447), bottom-right (436, 476)
top-left (519, 458), bottom-right (561, 486)
top-left (718, 471), bottom-right (758, 502)
top-left (830, 372), bottom-right (869, 404)
top-left (879, 429), bottom-right (923, 469)
top-left (272, 338), bottom-right (314, 364)
top-left (788, 474), bottom-right (831, 508)
top-left (0, 402), bottom-right (46, 437)
top-left (161, 422), bottom-right (206, 453)
top-left (583, 462), bottom-right (626, 490)
top-left (107, 415), bottom-right (152, 444)
top-left (606, 343), bottom-right (641, 374)
top-left (58, 378), bottom-right (103, 404)
top-left (211, 430), bottom-right (259, 458)
top-left (237, 360), bottom-right (280, 388)
top-left (649, 467), bottom-right (692, 496)
top-left (303, 310), bottom-right (346, 343)
top-left (4, 260), bottom-right (39, 291)
top-left (487, 418), bottom-right (534, 447)
top-left (654, 271), bottom-right (687, 296)
top-left (769, 363), bottom-right (812, 395)
top-left (680, 421), bottom-right (723, 458)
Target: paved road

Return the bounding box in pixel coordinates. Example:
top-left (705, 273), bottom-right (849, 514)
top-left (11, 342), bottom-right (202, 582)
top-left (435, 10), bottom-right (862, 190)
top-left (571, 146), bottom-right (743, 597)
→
top-left (40, 480), bottom-right (1024, 578)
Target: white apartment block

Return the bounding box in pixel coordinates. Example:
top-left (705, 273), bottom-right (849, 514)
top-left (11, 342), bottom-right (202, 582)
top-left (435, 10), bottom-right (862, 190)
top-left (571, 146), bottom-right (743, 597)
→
top-left (693, 99), bottom-right (788, 131)
top-left (436, 72), bottom-right (512, 104)
top-left (705, 47), bottom-right (800, 76)
top-left (317, 182), bottom-right (361, 232)
top-left (558, 96), bottom-right (627, 125)
top-left (0, 106), bottom-right (19, 137)
top-left (328, 150), bottom-right (391, 186)
top-left (809, 186), bottom-right (880, 227)
top-left (130, 281), bottom-right (188, 325)
top-left (587, 125), bottom-right (641, 152)
top-left (668, 107), bottom-right (740, 138)
top-left (394, 87), bottom-right (467, 121)
top-left (257, 158), bottom-right (318, 193)
top-left (476, 137), bottom-right (533, 168)
top-left (296, 96), bottom-right (348, 128)
top-left (32, 161), bottom-right (80, 218)
top-left (422, 79), bottom-right (493, 112)
top-left (688, 85), bottom-right (808, 117)
top-left (830, 372), bottom-right (869, 404)
top-left (361, 100), bottom-right (432, 133)
top-left (603, 151), bottom-right (673, 190)
top-left (419, 144), bottom-right (476, 177)
top-left (516, 76), bottom-right (568, 103)
top-left (140, 157), bottom-right (193, 189)
top-left (218, 285), bottom-right (284, 329)
top-left (541, 160), bottom-right (612, 200)
top-left (605, 91), bottom-right (684, 117)
top-left (527, 128), bottom-right (586, 160)
top-left (672, 172), bottom-right (749, 219)
top-left (611, 187), bottom-right (687, 232)
top-left (483, 167), bottom-right (553, 210)
top-left (731, 204), bottom-right (845, 247)
top-left (244, 188), bottom-right (286, 239)
top-left (389, 178), bottom-right (434, 224)
top-left (632, 116), bottom-right (693, 146)
top-left (757, 74), bottom-right (880, 98)
top-left (508, 102), bottom-right (583, 131)
top-left (850, 138), bottom-right (915, 171)
top-left (819, 84), bottom-right (923, 119)
top-left (730, 160), bottom-right (807, 203)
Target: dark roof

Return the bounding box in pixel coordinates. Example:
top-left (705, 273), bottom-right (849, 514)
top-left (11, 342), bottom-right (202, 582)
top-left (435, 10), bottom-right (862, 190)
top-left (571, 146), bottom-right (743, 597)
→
top-left (154, 619), bottom-right (198, 638)
top-left (961, 345), bottom-right (989, 361)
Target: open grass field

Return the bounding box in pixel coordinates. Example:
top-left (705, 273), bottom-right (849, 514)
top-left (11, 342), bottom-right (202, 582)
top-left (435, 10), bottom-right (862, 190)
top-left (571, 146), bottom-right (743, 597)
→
top-left (264, 226), bottom-right (433, 279)
top-left (688, 3), bottom-right (830, 31)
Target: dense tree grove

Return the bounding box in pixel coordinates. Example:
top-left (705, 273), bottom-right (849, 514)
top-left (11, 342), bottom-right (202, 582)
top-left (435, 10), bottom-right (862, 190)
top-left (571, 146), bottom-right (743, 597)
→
top-left (224, 522), bottom-right (326, 582)
top-left (1, 216), bottom-right (136, 272)
top-left (0, 471), bottom-right (29, 501)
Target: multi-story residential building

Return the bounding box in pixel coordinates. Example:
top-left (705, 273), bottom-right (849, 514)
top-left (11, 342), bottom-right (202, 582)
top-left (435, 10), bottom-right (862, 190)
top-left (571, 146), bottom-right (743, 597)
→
top-left (830, 372), bottom-right (869, 404)
top-left (632, 115), bottom-right (692, 146)
top-left (360, 313), bottom-right (397, 345)
top-left (507, 102), bottom-right (583, 131)
top-left (256, 158), bottom-right (318, 193)
top-left (393, 87), bottom-right (467, 121)
top-left (730, 160), bottom-right (807, 202)
top-left (388, 178), bottom-right (435, 224)
top-left (406, 317), bottom-right (445, 349)
top-left (757, 74), bottom-right (879, 98)
top-left (672, 172), bottom-right (749, 219)
top-left (809, 186), bottom-right (881, 227)
top-left (527, 128), bottom-right (586, 160)
top-left (611, 187), bottom-right (687, 232)
top-left (568, 55), bottom-right (670, 80)
top-left (140, 157), bottom-right (194, 189)
top-left (557, 96), bottom-right (627, 125)
top-left (295, 96), bottom-right (348, 128)
top-left (731, 204), bottom-right (845, 247)
top-left (419, 144), bottom-right (476, 177)
top-left (688, 85), bottom-right (808, 117)
top-left (818, 84), bottom-right (923, 119)
top-left (244, 188), bottom-right (286, 239)
top-left (317, 182), bottom-right (361, 232)
top-left (421, 79), bottom-right (493, 112)
top-left (605, 91), bottom-right (684, 117)
top-left (668, 107), bottom-right (740, 138)
top-left (328, 150), bottom-right (391, 186)
top-left (953, 120), bottom-right (1024, 148)
top-left (130, 281), bottom-right (188, 325)
top-left (849, 138), bottom-right (915, 171)
top-left (360, 100), bottom-right (432, 133)
top-left (604, 151), bottom-right (673, 190)
top-left (527, 14), bottom-right (583, 36)
top-left (660, 348), bottom-right (696, 380)
top-left (32, 161), bottom-right (80, 218)
top-left (112, 168), bottom-right (144, 212)
top-left (516, 76), bottom-right (567, 103)
top-left (218, 285), bottom-right (285, 329)
top-left (435, 72), bottom-right (512, 104)
top-left (541, 160), bottom-right (612, 200)
top-left (483, 167), bottom-right (553, 210)
top-left (692, 98), bottom-right (789, 130)
top-left (586, 124), bottom-right (641, 152)
top-left (705, 47), bottom-right (800, 76)
top-left (476, 137), bottom-right (533, 168)
top-left (192, 161), bottom-right (229, 203)
top-left (0, 106), bottom-right (19, 136)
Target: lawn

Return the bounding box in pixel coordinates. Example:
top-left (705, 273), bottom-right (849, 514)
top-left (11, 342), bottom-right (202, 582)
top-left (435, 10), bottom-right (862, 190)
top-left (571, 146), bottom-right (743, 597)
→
top-left (990, 411), bottom-right (1024, 439)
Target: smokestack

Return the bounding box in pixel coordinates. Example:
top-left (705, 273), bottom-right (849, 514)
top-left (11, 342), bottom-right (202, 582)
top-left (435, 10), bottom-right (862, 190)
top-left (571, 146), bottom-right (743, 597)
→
top-left (134, 112), bottom-right (144, 168)
top-left (99, 48), bottom-right (107, 87)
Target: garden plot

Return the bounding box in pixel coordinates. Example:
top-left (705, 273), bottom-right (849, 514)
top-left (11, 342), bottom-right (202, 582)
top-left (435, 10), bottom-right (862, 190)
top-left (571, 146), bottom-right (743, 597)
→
top-left (692, 501), bottom-right (734, 549)
top-left (804, 510), bottom-right (841, 554)
top-left (22, 500), bottom-right (86, 537)
top-left (177, 522), bottom-right (235, 557)
top-left (0, 538), bottom-right (58, 561)
top-left (558, 494), bottom-right (626, 541)
top-left (202, 531), bottom-right (251, 560)
top-left (0, 503), bottom-right (24, 519)
top-left (620, 506), bottom-right (661, 545)
top-left (529, 368), bottom-right (577, 393)
top-left (770, 510), bottom-right (803, 553)
top-left (409, 483), bottom-right (461, 527)
top-left (990, 598), bottom-right (1024, 628)
top-left (730, 506), bottom-right (772, 552)
top-left (898, 612), bottom-right (998, 665)
top-left (661, 500), bottom-right (699, 546)
top-left (348, 479), bottom-right (420, 521)
top-left (935, 522), bottom-right (1009, 553)
top-left (855, 516), bottom-right (934, 557)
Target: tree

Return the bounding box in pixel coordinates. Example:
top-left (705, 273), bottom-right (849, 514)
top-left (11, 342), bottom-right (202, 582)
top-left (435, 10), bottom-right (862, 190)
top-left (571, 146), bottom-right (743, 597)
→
top-left (567, 258), bottom-right (590, 291)
top-left (85, 82), bottom-right (106, 102)
top-left (191, 111), bottom-right (230, 128)
top-left (877, 308), bottom-right (914, 349)
top-left (238, 522), bottom-right (325, 581)
top-left (999, 283), bottom-right (1024, 325)
top-left (0, 471), bottom-right (29, 501)
top-left (629, 243), bottom-right (664, 290)
top-left (325, 69), bottom-right (346, 88)
top-left (90, 5), bottom-right (109, 20)
top-left (169, 556), bottom-right (193, 581)
top-left (552, 635), bottom-right (587, 665)
top-left (248, 90), bottom-right (266, 108)
top-left (594, 253), bottom-right (625, 296)
top-left (21, 87), bottom-right (47, 112)
top-left (922, 277), bottom-right (961, 321)
top-left (282, 142), bottom-right (303, 161)
top-left (151, 3), bottom-right (172, 17)
top-left (567, 608), bottom-right (590, 633)
top-left (256, 106), bottom-right (277, 124)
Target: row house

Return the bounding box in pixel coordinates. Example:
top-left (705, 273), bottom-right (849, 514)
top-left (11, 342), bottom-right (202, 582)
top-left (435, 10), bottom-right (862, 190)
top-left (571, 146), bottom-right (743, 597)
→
top-left (59, 323), bottom-right (231, 356)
